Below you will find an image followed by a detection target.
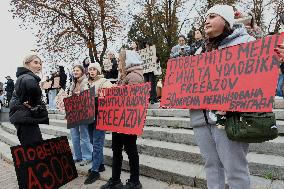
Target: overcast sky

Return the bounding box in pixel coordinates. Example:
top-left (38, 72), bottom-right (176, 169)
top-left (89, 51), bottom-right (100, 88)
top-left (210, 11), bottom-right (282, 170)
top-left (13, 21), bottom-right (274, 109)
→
top-left (0, 0), bottom-right (37, 83)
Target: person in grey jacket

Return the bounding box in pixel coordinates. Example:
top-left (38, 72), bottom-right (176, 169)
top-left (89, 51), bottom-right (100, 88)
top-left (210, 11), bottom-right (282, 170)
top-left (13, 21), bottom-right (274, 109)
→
top-left (170, 35), bottom-right (191, 58)
top-left (190, 5), bottom-right (255, 189)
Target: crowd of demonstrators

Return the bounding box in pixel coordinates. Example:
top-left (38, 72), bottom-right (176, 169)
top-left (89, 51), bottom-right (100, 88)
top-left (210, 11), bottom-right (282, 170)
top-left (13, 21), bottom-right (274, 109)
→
top-left (170, 34), bottom-right (191, 58)
top-left (84, 62), bottom-right (113, 184)
top-left (9, 54), bottom-right (48, 145)
top-left (4, 76), bottom-right (14, 106)
top-left (104, 51), bottom-right (119, 80)
top-left (6, 4), bottom-right (284, 189)
top-left (101, 50), bottom-right (143, 189)
top-left (69, 65), bottom-right (93, 166)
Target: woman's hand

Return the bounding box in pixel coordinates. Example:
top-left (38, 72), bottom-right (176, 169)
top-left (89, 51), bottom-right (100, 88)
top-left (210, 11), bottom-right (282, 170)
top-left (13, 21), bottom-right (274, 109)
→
top-left (275, 44), bottom-right (284, 62)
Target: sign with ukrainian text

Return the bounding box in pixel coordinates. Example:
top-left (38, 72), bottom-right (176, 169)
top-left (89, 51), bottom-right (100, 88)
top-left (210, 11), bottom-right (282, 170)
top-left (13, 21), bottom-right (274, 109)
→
top-left (138, 45), bottom-right (157, 73)
top-left (97, 83), bottom-right (151, 135)
top-left (11, 137), bottom-right (78, 189)
top-left (161, 33), bottom-right (284, 112)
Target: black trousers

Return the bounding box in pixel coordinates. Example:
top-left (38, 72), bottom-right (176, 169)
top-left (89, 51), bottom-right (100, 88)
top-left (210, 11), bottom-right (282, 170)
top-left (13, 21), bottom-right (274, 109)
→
top-left (143, 72), bottom-right (157, 101)
top-left (14, 123), bottom-right (43, 145)
top-left (112, 132), bottom-right (139, 182)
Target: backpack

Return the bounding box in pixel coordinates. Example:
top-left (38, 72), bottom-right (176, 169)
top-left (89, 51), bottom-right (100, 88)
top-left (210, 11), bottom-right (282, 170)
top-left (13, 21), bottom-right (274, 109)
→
top-left (224, 112), bottom-right (278, 143)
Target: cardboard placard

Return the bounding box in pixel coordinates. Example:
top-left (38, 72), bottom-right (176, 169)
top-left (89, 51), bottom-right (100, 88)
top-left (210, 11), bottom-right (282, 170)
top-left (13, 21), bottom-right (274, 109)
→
top-left (97, 83), bottom-right (151, 135)
top-left (138, 45), bottom-right (157, 73)
top-left (103, 59), bottom-right (113, 71)
top-left (161, 33), bottom-right (284, 112)
top-left (63, 87), bottom-right (96, 129)
top-left (10, 137), bottom-right (78, 189)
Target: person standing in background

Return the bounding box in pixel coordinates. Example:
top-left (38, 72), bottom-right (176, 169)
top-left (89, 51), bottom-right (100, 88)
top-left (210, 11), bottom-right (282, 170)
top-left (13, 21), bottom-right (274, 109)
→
top-left (143, 41), bottom-right (159, 104)
top-left (170, 35), bottom-right (191, 58)
top-left (105, 51), bottom-right (118, 80)
top-left (58, 65), bottom-right (67, 90)
top-left (4, 76), bottom-right (14, 106)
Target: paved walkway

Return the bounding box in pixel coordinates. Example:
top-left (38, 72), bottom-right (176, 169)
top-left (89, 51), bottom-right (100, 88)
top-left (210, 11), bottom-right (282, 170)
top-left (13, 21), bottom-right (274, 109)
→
top-left (0, 158), bottom-right (199, 189)
top-left (0, 158), bottom-right (18, 189)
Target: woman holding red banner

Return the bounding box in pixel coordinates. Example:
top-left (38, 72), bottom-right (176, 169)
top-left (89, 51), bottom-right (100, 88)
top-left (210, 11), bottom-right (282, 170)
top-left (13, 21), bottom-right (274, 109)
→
top-left (190, 5), bottom-right (255, 189)
top-left (69, 65), bottom-right (93, 166)
top-left (84, 62), bottom-right (113, 185)
top-left (101, 50), bottom-right (144, 189)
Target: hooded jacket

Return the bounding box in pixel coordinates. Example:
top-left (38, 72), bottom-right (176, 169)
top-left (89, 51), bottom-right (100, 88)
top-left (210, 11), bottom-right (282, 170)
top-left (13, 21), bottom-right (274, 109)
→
top-left (121, 65), bottom-right (144, 85)
top-left (9, 67), bottom-right (49, 125)
top-left (190, 24), bottom-right (255, 128)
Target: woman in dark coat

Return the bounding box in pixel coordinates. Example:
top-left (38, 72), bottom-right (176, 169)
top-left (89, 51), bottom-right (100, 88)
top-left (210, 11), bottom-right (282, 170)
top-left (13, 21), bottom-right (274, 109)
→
top-left (9, 54), bottom-right (48, 145)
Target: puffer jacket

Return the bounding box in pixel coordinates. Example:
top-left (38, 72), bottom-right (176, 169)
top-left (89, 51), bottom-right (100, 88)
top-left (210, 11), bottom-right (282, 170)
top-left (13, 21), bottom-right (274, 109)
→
top-left (121, 65), bottom-right (144, 85)
top-left (9, 67), bottom-right (49, 124)
top-left (190, 24), bottom-right (255, 128)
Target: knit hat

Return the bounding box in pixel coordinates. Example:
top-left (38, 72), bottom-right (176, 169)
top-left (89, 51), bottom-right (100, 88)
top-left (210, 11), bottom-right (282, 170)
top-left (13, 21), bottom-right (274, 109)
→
top-left (125, 50), bottom-right (142, 69)
top-left (206, 5), bottom-right (235, 28)
top-left (88, 62), bottom-right (101, 74)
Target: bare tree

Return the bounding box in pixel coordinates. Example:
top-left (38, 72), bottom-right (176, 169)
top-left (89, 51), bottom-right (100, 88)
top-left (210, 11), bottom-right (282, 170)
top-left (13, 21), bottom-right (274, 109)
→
top-left (10, 0), bottom-right (122, 66)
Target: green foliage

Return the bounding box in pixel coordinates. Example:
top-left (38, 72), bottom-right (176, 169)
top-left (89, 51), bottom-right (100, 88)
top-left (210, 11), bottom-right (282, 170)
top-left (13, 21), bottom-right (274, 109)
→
top-left (127, 0), bottom-right (181, 70)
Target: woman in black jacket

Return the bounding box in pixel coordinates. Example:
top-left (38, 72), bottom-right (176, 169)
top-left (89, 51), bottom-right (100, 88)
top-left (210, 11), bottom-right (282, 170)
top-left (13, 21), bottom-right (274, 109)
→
top-left (9, 54), bottom-right (48, 145)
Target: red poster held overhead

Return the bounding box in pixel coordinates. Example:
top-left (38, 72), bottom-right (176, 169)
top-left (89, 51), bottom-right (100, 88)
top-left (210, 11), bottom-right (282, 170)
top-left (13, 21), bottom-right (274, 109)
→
top-left (97, 83), bottom-right (151, 135)
top-left (161, 33), bottom-right (284, 112)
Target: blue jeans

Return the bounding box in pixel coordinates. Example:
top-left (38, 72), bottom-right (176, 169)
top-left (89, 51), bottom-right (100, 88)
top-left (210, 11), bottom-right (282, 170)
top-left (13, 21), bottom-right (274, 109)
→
top-left (89, 122), bottom-right (105, 172)
top-left (48, 89), bottom-right (57, 109)
top-left (277, 74), bottom-right (284, 96)
top-left (70, 124), bottom-right (93, 161)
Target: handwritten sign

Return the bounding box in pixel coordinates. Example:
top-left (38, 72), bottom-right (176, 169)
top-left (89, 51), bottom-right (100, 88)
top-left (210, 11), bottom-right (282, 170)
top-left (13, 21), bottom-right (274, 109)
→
top-left (11, 137), bottom-right (78, 189)
top-left (138, 45), bottom-right (157, 73)
top-left (97, 83), bottom-right (151, 135)
top-left (161, 33), bottom-right (284, 112)
top-left (63, 87), bottom-right (96, 129)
